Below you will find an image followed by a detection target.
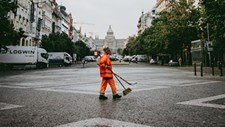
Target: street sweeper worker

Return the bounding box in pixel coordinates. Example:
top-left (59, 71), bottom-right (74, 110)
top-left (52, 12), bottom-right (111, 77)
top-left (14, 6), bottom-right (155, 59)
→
top-left (98, 46), bottom-right (122, 100)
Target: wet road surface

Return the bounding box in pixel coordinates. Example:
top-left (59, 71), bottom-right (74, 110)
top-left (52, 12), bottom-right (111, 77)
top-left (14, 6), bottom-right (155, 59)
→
top-left (0, 62), bottom-right (225, 127)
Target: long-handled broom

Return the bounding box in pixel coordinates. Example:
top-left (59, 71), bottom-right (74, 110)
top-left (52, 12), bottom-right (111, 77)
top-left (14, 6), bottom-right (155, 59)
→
top-left (113, 73), bottom-right (132, 96)
top-left (102, 67), bottom-right (132, 96)
top-left (113, 72), bottom-right (137, 86)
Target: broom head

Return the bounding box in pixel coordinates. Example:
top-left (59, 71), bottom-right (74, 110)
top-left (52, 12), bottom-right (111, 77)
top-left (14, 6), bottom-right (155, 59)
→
top-left (123, 87), bottom-right (132, 96)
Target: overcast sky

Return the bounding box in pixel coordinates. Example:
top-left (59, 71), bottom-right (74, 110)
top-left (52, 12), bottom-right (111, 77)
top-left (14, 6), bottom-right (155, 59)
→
top-left (56, 0), bottom-right (156, 39)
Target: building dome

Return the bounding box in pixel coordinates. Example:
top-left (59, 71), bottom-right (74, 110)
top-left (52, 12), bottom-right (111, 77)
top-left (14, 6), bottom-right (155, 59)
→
top-left (107, 25), bottom-right (114, 35)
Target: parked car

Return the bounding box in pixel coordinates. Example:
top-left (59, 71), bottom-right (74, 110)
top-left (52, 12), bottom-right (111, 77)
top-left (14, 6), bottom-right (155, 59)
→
top-left (136, 55), bottom-right (148, 62)
top-left (84, 56), bottom-right (96, 62)
top-left (149, 59), bottom-right (157, 64)
top-left (123, 55), bottom-right (132, 62)
top-left (168, 59), bottom-right (179, 66)
top-left (115, 55), bottom-right (123, 61)
top-left (109, 54), bottom-right (117, 61)
top-left (130, 55), bottom-right (138, 63)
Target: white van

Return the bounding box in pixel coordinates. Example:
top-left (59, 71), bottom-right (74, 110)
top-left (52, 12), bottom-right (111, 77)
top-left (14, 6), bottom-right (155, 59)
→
top-left (48, 52), bottom-right (72, 66)
top-left (136, 55), bottom-right (148, 62)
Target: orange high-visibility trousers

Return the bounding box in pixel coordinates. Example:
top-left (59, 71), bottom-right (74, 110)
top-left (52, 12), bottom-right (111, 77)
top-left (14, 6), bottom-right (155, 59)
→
top-left (100, 78), bottom-right (117, 94)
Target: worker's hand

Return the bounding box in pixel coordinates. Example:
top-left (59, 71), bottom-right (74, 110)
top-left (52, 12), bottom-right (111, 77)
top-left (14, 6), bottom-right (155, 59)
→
top-left (105, 65), bottom-right (110, 69)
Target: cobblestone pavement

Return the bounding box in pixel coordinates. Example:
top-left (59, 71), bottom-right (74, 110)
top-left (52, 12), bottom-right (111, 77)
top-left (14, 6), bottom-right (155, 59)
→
top-left (0, 61), bottom-right (224, 78)
top-left (0, 61), bottom-right (225, 127)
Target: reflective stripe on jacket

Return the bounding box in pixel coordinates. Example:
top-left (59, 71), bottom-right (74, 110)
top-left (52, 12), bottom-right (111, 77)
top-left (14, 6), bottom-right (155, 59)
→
top-left (99, 53), bottom-right (113, 77)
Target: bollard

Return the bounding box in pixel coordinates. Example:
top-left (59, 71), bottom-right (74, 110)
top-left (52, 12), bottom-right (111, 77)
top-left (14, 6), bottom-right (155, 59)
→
top-left (220, 63), bottom-right (223, 76)
top-left (221, 67), bottom-right (223, 76)
top-left (211, 62), bottom-right (214, 76)
top-left (194, 63), bottom-right (197, 76)
top-left (200, 62), bottom-right (203, 77)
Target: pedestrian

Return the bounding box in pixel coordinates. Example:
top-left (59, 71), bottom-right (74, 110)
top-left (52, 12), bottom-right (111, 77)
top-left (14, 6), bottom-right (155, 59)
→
top-left (82, 58), bottom-right (85, 68)
top-left (98, 46), bottom-right (122, 100)
top-left (178, 57), bottom-right (182, 66)
top-left (135, 57), bottom-right (138, 63)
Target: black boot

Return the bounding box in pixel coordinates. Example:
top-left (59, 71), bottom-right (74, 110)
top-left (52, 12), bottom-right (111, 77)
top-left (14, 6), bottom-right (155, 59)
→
top-left (99, 95), bottom-right (108, 100)
top-left (113, 94), bottom-right (122, 99)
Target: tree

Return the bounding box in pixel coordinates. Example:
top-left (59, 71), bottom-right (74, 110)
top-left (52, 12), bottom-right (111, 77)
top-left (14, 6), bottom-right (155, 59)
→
top-left (0, 0), bottom-right (19, 48)
top-left (41, 32), bottom-right (92, 61)
top-left (127, 0), bottom-right (200, 65)
top-left (202, 0), bottom-right (225, 62)
top-left (122, 35), bottom-right (136, 56)
top-left (73, 40), bottom-right (91, 59)
top-left (160, 0), bottom-right (198, 56)
top-left (117, 48), bottom-right (123, 55)
top-left (41, 32), bottom-right (75, 55)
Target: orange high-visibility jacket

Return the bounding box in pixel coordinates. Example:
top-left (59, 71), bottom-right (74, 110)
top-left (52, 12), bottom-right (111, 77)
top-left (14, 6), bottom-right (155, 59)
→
top-left (99, 53), bottom-right (113, 78)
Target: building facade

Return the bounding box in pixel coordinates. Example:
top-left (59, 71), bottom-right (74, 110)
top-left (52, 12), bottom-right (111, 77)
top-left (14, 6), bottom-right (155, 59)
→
top-left (137, 9), bottom-right (156, 35)
top-left (7, 0), bottom-right (80, 47)
top-left (156, 0), bottom-right (200, 14)
top-left (103, 25), bottom-right (117, 53)
top-left (95, 26), bottom-right (126, 54)
top-left (156, 0), bottom-right (172, 13)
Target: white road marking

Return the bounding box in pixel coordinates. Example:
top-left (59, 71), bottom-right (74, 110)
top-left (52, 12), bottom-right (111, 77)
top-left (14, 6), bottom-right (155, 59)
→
top-left (56, 117), bottom-right (151, 127)
top-left (0, 102), bottom-right (23, 110)
top-left (34, 80), bottom-right (220, 95)
top-left (133, 86), bottom-right (169, 92)
top-left (0, 76), bottom-right (222, 97)
top-left (0, 84), bottom-right (29, 89)
top-left (35, 85), bottom-right (169, 95)
top-left (35, 88), bottom-right (99, 95)
top-left (177, 81), bottom-right (220, 87)
top-left (177, 94), bottom-right (225, 109)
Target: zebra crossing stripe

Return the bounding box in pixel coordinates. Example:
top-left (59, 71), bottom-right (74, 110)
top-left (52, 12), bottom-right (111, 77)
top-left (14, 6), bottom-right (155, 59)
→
top-left (0, 102), bottom-right (23, 110)
top-left (56, 117), bottom-right (151, 127)
top-left (177, 94), bottom-right (225, 109)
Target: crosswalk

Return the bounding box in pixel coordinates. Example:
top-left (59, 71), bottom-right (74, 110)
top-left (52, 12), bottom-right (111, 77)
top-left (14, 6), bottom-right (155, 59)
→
top-left (56, 117), bottom-right (151, 127)
top-left (0, 102), bottom-right (23, 110)
top-left (177, 94), bottom-right (225, 109)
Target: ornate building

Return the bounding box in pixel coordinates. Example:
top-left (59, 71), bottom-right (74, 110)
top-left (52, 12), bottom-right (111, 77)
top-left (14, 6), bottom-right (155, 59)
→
top-left (7, 0), bottom-right (79, 46)
top-left (95, 25), bottom-right (126, 54)
top-left (103, 25), bottom-right (117, 53)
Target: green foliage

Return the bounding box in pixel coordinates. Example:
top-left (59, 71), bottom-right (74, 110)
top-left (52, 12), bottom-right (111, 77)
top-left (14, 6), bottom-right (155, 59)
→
top-left (125, 0), bottom-right (200, 63)
top-left (202, 0), bottom-right (225, 59)
top-left (0, 0), bottom-right (21, 47)
top-left (122, 36), bottom-right (136, 55)
top-left (117, 48), bottom-right (123, 55)
top-left (41, 32), bottom-right (74, 55)
top-left (41, 32), bottom-right (91, 59)
top-left (73, 40), bottom-right (91, 59)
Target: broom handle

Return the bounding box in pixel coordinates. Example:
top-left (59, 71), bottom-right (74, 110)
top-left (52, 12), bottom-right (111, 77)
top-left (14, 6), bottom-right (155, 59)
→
top-left (114, 74), bottom-right (126, 90)
top-left (107, 67), bottom-right (131, 85)
top-left (112, 71), bottom-right (132, 85)
top-left (98, 64), bottom-right (132, 86)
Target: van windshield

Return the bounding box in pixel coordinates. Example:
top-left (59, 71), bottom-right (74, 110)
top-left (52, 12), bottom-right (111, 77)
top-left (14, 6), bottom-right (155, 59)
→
top-left (41, 53), bottom-right (48, 59)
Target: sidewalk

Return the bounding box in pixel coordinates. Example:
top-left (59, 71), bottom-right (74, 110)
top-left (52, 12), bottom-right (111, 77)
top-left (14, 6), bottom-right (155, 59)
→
top-left (177, 65), bottom-right (225, 77)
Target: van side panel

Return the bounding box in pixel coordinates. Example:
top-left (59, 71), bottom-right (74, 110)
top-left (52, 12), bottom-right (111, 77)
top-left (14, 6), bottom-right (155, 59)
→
top-left (0, 46), bottom-right (37, 64)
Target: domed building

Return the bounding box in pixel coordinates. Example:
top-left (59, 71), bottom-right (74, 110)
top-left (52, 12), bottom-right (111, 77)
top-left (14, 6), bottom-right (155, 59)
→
top-left (104, 25), bottom-right (117, 53)
top-left (95, 25), bottom-right (126, 54)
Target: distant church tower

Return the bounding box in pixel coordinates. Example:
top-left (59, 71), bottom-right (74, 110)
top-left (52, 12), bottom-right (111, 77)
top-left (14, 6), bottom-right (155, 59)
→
top-left (104, 25), bottom-right (117, 53)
